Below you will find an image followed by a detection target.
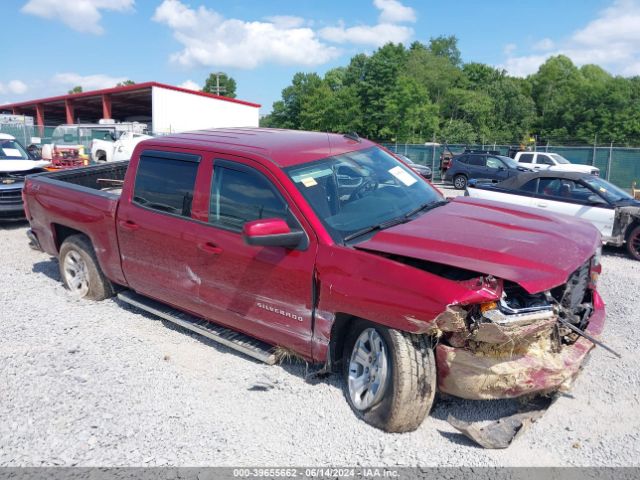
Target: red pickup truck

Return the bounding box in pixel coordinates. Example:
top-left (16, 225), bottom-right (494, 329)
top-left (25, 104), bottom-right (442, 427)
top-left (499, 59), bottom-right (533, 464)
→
top-left (23, 128), bottom-right (605, 433)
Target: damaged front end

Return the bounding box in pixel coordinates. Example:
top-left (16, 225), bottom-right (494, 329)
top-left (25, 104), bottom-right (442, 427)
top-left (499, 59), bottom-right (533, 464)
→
top-left (435, 256), bottom-right (606, 400)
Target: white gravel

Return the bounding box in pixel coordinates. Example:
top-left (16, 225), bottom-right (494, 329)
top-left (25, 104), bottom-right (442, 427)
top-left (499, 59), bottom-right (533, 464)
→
top-left (1, 214), bottom-right (639, 467)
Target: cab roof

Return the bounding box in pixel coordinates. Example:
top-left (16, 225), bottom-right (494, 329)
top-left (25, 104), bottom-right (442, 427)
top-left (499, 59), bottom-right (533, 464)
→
top-left (141, 128), bottom-right (376, 168)
top-left (0, 133), bottom-right (16, 140)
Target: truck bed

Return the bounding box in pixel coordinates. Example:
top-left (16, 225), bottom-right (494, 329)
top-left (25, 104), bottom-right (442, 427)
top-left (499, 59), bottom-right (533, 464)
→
top-left (39, 161), bottom-right (128, 197)
top-left (24, 161), bottom-right (130, 286)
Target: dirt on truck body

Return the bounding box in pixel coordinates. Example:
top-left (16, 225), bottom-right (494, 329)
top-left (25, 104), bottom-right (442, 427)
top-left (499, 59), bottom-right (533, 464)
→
top-left (23, 128), bottom-right (607, 440)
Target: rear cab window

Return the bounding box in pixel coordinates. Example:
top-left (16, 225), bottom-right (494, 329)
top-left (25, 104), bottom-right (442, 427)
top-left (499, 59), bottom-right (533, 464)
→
top-left (518, 153), bottom-right (534, 164)
top-left (132, 151), bottom-right (200, 217)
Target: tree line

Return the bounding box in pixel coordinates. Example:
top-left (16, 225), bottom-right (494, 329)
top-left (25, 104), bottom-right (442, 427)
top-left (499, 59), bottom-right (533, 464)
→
top-left (260, 37), bottom-right (640, 146)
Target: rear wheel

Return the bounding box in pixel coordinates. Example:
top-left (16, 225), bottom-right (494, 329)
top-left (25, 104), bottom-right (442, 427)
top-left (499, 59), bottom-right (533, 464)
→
top-left (626, 225), bottom-right (640, 261)
top-left (453, 174), bottom-right (467, 190)
top-left (59, 234), bottom-right (114, 300)
top-left (342, 321), bottom-right (436, 433)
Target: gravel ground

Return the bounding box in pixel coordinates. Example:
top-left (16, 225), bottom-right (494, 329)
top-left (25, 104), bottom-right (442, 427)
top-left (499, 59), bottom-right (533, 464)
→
top-left (1, 204), bottom-right (639, 467)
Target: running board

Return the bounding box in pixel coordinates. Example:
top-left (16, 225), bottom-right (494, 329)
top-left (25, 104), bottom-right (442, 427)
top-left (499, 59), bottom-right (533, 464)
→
top-left (117, 291), bottom-right (277, 365)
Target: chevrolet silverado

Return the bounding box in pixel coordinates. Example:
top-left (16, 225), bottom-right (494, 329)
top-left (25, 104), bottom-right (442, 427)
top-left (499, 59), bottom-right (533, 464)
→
top-left (23, 128), bottom-right (606, 433)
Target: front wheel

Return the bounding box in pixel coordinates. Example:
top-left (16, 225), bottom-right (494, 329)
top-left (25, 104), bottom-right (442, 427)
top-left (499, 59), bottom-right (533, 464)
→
top-left (453, 174), bottom-right (467, 190)
top-left (59, 234), bottom-right (114, 300)
top-left (342, 321), bottom-right (436, 433)
top-left (626, 225), bottom-right (640, 261)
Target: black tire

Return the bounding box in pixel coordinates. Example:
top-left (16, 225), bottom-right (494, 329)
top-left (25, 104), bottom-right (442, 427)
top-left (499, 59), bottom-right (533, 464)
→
top-left (453, 174), bottom-right (467, 190)
top-left (342, 320), bottom-right (437, 433)
top-left (626, 225), bottom-right (640, 261)
top-left (59, 234), bottom-right (114, 301)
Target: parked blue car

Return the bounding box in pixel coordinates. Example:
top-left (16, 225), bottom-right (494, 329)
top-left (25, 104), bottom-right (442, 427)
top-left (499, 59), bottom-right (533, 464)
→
top-left (444, 151), bottom-right (532, 189)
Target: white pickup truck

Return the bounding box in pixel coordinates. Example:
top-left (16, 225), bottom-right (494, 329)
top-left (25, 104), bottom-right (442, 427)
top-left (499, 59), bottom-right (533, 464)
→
top-left (91, 131), bottom-right (152, 163)
top-left (513, 151), bottom-right (600, 176)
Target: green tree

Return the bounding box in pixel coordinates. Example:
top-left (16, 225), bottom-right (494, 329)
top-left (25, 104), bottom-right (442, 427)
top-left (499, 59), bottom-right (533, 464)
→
top-left (203, 72), bottom-right (237, 98)
top-left (116, 80), bottom-right (135, 87)
top-left (68, 86), bottom-right (83, 94)
top-left (439, 119), bottom-right (476, 143)
top-left (356, 43), bottom-right (408, 139)
top-left (405, 45), bottom-right (461, 105)
top-left (381, 75), bottom-right (438, 142)
top-left (428, 35), bottom-right (462, 67)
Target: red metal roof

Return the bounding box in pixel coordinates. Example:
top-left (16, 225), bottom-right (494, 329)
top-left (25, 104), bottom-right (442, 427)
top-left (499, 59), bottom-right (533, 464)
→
top-left (0, 81), bottom-right (261, 109)
top-left (141, 128), bottom-right (374, 167)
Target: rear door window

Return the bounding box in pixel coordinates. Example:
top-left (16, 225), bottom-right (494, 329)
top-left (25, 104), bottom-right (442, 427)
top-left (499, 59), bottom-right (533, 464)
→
top-left (468, 155), bottom-right (485, 166)
top-left (133, 152), bottom-right (200, 217)
top-left (519, 153), bottom-right (534, 163)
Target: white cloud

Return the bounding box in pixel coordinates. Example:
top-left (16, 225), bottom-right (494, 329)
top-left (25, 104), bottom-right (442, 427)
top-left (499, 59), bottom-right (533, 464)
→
top-left (533, 38), bottom-right (555, 51)
top-left (0, 80), bottom-right (28, 95)
top-left (152, 0), bottom-right (340, 69)
top-left (21, 0), bottom-right (134, 35)
top-left (503, 43), bottom-right (517, 55)
top-left (319, 22), bottom-right (413, 46)
top-left (502, 0), bottom-right (640, 77)
top-left (319, 0), bottom-right (416, 46)
top-left (53, 73), bottom-right (127, 90)
top-left (373, 0), bottom-right (416, 23)
top-left (263, 15), bottom-right (307, 29)
top-left (178, 80), bottom-right (201, 91)
top-left (153, 0), bottom-right (417, 68)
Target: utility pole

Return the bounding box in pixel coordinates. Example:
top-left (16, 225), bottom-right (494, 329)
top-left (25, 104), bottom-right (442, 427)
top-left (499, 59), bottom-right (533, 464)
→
top-left (213, 72), bottom-right (226, 96)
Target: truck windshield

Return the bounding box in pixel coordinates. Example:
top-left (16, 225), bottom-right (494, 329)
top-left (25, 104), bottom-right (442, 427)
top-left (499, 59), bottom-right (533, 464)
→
top-left (0, 139), bottom-right (30, 160)
top-left (287, 146), bottom-right (443, 243)
top-left (549, 154), bottom-right (570, 164)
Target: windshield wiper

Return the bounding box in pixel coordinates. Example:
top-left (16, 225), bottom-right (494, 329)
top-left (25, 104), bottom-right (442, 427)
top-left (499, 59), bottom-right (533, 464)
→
top-left (403, 200), bottom-right (448, 219)
top-left (343, 200), bottom-right (449, 244)
top-left (344, 200), bottom-right (448, 243)
top-left (344, 217), bottom-right (408, 243)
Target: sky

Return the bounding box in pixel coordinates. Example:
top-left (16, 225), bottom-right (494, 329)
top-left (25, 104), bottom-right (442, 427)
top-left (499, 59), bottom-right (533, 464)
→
top-left (2, 0), bottom-right (639, 113)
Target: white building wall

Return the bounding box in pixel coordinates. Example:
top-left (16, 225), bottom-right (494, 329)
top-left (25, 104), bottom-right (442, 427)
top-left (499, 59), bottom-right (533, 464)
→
top-left (151, 86), bottom-right (259, 134)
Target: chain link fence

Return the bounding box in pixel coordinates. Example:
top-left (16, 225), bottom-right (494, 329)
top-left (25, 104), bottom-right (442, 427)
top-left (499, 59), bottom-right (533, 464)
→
top-left (2, 121), bottom-right (639, 191)
top-left (383, 142), bottom-right (640, 191)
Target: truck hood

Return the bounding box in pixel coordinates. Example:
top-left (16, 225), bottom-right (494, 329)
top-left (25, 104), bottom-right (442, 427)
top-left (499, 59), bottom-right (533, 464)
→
top-left (355, 197), bottom-right (601, 293)
top-left (548, 164), bottom-right (598, 174)
top-left (0, 160), bottom-right (50, 172)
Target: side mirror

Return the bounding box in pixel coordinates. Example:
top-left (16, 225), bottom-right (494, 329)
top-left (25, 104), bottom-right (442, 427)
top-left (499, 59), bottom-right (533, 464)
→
top-left (588, 194), bottom-right (607, 205)
top-left (242, 218), bottom-right (305, 248)
top-left (498, 166), bottom-right (506, 171)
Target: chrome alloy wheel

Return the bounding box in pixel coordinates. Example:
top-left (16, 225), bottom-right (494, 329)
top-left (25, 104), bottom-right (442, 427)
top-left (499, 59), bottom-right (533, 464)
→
top-left (348, 328), bottom-right (389, 410)
top-left (63, 250), bottom-right (89, 297)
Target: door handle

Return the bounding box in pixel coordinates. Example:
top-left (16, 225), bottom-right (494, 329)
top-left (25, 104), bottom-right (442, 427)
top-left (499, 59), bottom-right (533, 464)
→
top-left (536, 202), bottom-right (548, 208)
top-left (118, 219), bottom-right (139, 231)
top-left (198, 242), bottom-right (223, 255)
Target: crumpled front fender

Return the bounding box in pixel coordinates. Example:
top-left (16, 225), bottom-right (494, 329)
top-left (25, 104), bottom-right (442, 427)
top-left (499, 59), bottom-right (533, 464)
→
top-left (436, 290), bottom-right (606, 400)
